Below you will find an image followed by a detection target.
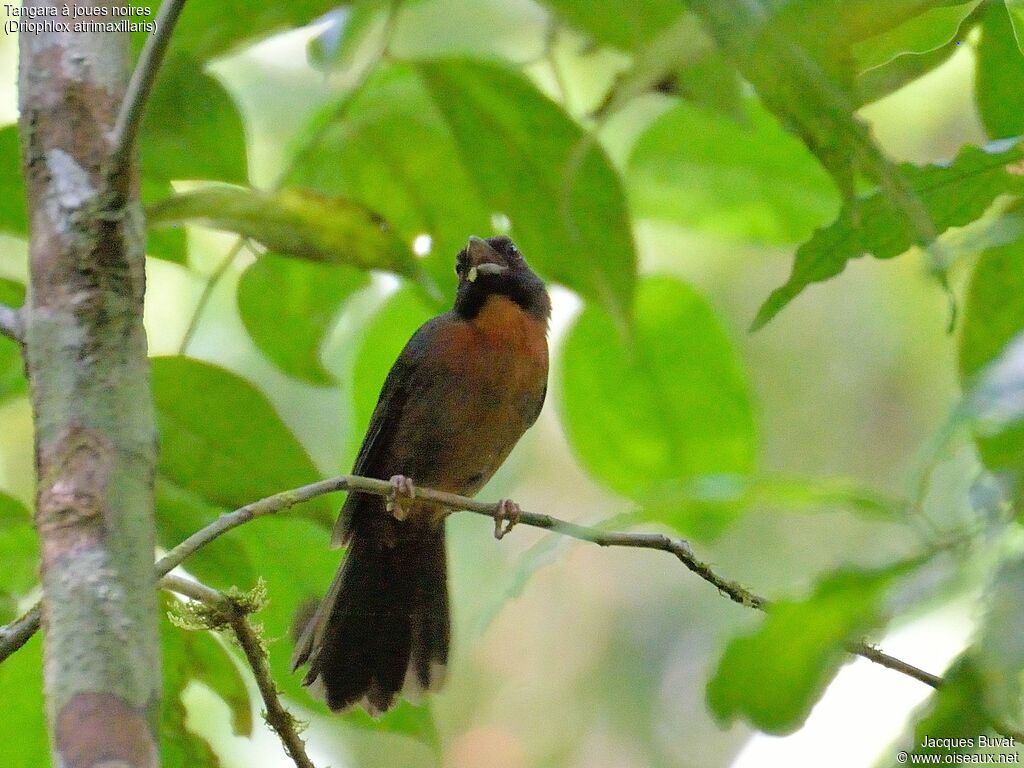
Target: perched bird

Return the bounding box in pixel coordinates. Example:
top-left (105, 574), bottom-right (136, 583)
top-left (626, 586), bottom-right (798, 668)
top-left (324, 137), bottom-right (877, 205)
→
top-left (292, 235), bottom-right (551, 714)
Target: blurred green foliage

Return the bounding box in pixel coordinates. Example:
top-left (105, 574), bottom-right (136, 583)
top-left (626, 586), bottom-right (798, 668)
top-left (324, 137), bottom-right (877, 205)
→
top-left (628, 98), bottom-right (840, 244)
top-left (152, 356), bottom-right (333, 526)
top-left (0, 278), bottom-right (25, 405)
top-left (707, 561), bottom-right (919, 734)
top-left (238, 254), bottom-right (370, 385)
top-left (142, 56), bottom-right (249, 186)
top-left (0, 127), bottom-right (26, 236)
top-left (754, 140), bottom-right (1024, 329)
top-left (559, 276), bottom-right (755, 535)
top-left (0, 634), bottom-right (46, 766)
top-left (0, 492), bottom-right (35, 624)
top-left (2, 0), bottom-right (1024, 766)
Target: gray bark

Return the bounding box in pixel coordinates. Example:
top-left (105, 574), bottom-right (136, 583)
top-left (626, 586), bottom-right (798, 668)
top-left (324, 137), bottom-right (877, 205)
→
top-left (18, 2), bottom-right (161, 765)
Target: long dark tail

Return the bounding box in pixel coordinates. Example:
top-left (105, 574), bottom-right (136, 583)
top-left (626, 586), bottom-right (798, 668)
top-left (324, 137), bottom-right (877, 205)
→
top-left (291, 527), bottom-right (449, 714)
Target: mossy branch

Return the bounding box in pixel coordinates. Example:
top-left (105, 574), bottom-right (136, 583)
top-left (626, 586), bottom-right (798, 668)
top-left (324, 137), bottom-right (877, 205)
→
top-left (162, 574), bottom-right (315, 768)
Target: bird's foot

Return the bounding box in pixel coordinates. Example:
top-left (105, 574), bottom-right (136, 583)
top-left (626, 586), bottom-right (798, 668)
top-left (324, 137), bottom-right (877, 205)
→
top-left (386, 474), bottom-right (416, 521)
top-left (493, 499), bottom-right (521, 540)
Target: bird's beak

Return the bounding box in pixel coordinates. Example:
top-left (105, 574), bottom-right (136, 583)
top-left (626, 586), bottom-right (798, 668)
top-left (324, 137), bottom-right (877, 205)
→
top-left (465, 236), bottom-right (509, 282)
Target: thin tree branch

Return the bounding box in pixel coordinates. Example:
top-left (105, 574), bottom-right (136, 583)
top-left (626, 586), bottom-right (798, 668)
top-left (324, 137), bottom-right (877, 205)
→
top-left (161, 574), bottom-right (315, 768)
top-left (108, 0), bottom-right (188, 182)
top-left (851, 642), bottom-right (942, 689)
top-left (177, 237), bottom-right (247, 355)
top-left (0, 604), bottom-right (40, 663)
top-left (152, 476), bottom-right (352, 576)
top-left (2, 474), bottom-right (942, 693)
top-left (0, 304), bottom-right (22, 344)
top-left (157, 476), bottom-right (936, 688)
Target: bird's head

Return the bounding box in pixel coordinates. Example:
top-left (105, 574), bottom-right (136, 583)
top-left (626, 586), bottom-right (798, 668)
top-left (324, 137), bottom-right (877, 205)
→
top-left (454, 235), bottom-right (550, 322)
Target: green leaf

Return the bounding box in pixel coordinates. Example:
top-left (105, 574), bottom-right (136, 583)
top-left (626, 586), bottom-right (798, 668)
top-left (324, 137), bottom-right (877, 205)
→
top-left (1006, 0), bottom-right (1024, 55)
top-left (977, 1), bottom-right (1024, 140)
top-left (156, 478), bottom-right (258, 592)
top-left (153, 1), bottom-right (341, 62)
top-left (967, 332), bottom-right (1024, 475)
top-left (291, 60), bottom-right (637, 319)
top-left (0, 633), bottom-right (47, 765)
top-left (857, 6), bottom-right (981, 106)
top-left (685, 1), bottom-right (864, 201)
top-left (148, 355), bottom-right (439, 744)
top-left (0, 491), bottom-right (34, 625)
top-left (142, 179), bottom-right (187, 264)
top-left (939, 199), bottom-right (1024, 265)
top-left (147, 335), bottom-right (438, 748)
top-left (628, 98), bottom-right (839, 244)
top-left (151, 356), bottom-right (337, 621)
top-left (690, 0), bottom-right (968, 219)
top-left (151, 356), bottom-right (332, 525)
top-left (960, 235), bottom-right (1024, 380)
top-left (975, 555), bottom-right (1024, 731)
top-left (541, 0), bottom-right (684, 51)
top-left (671, 46), bottom-right (746, 122)
top-left (707, 564), bottom-right (911, 734)
top-left (899, 656), bottom-right (993, 762)
top-left (558, 276), bottom-right (755, 533)
top-left (307, 1), bottom-right (390, 72)
top-left (147, 186), bottom-right (416, 278)
top-left (755, 140), bottom-right (1024, 329)
top-left (343, 700), bottom-right (442, 752)
top-left (0, 278), bottom-right (26, 406)
top-left (0, 492), bottom-right (37, 606)
top-left (0, 593), bottom-right (16, 632)
top-left (638, 473), bottom-right (903, 541)
top-left (0, 277), bottom-right (23, 306)
top-left (141, 56), bottom-right (248, 184)
top-left (959, 234), bottom-right (1024, 474)
top-left (349, 287), bottom-right (435, 462)
top-left (238, 254), bottom-right (369, 385)
top-left (473, 534), bottom-right (567, 637)
top-left (131, 31), bottom-right (252, 260)
top-left (853, 1), bottom-right (982, 72)
top-left (0, 126), bottom-right (27, 236)
top-left (766, 1), bottom-right (963, 45)
top-left (286, 64), bottom-right (492, 300)
top-left (592, 14), bottom-right (722, 121)
top-left (593, 12), bottom-right (745, 124)
top-left (415, 58), bottom-right (637, 322)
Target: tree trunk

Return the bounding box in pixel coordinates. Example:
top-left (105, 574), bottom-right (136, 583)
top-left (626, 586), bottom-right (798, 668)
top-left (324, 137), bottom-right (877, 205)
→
top-left (18, 2), bottom-right (161, 765)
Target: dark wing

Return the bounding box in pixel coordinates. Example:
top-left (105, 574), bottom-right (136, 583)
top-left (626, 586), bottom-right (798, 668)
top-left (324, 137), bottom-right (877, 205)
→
top-left (331, 315), bottom-right (447, 547)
